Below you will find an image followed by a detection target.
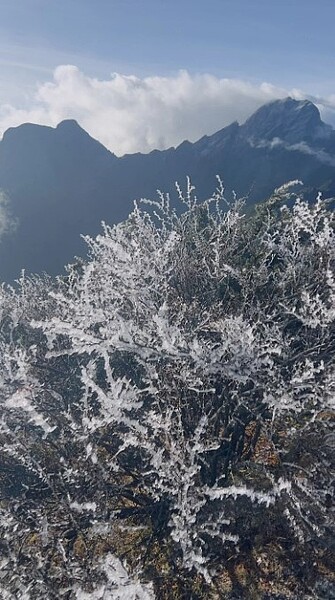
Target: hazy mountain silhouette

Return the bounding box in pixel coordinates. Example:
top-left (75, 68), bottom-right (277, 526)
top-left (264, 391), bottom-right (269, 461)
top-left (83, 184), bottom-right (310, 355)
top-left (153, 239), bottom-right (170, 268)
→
top-left (0, 97), bottom-right (334, 280)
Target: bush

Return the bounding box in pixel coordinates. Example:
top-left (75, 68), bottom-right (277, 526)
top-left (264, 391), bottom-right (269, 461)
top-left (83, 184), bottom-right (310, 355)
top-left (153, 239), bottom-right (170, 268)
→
top-left (0, 179), bottom-right (334, 598)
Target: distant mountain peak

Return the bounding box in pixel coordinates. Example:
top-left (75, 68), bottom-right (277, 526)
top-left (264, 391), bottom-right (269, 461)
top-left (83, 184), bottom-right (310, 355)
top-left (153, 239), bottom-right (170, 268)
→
top-left (57, 118), bottom-right (80, 127)
top-left (55, 119), bottom-right (116, 157)
top-left (242, 97), bottom-right (331, 145)
top-left (56, 119), bottom-right (86, 133)
top-left (55, 119), bottom-right (97, 142)
top-left (1, 120), bottom-right (87, 146)
top-left (1, 121), bottom-right (52, 143)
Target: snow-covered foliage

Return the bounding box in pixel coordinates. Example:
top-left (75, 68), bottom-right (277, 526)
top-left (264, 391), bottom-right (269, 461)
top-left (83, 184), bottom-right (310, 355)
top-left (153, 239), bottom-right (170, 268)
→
top-left (0, 179), bottom-right (334, 597)
top-left (74, 554), bottom-right (155, 600)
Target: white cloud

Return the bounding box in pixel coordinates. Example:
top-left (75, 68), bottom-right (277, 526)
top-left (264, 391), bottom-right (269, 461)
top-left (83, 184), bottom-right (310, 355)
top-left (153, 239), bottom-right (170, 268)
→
top-left (287, 141), bottom-right (335, 166)
top-left (0, 65), bottom-right (334, 156)
top-left (250, 137), bottom-right (335, 167)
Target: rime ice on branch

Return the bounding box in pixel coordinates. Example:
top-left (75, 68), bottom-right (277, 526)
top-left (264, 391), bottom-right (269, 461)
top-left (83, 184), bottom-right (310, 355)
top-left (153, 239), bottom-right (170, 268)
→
top-left (0, 178), bottom-right (334, 596)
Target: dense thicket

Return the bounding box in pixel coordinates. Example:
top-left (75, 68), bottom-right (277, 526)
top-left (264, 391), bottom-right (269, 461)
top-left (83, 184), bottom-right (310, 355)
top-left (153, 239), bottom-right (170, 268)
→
top-left (0, 180), bottom-right (334, 599)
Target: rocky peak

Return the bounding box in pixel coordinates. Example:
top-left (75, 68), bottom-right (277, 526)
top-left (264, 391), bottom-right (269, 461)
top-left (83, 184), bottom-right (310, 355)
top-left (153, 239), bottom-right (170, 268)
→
top-left (241, 97), bottom-right (332, 145)
top-left (56, 118), bottom-right (82, 130)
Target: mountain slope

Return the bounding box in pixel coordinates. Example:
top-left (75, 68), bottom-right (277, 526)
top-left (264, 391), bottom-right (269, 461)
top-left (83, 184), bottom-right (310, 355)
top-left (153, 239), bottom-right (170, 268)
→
top-left (0, 97), bottom-right (334, 280)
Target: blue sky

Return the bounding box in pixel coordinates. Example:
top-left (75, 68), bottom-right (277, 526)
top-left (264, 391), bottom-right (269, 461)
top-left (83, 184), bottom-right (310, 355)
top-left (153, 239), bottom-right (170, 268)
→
top-left (0, 0), bottom-right (334, 154)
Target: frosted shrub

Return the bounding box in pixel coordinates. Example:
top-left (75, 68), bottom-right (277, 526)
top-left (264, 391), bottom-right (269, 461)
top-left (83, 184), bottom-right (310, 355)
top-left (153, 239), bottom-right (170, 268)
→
top-left (0, 179), bottom-right (334, 597)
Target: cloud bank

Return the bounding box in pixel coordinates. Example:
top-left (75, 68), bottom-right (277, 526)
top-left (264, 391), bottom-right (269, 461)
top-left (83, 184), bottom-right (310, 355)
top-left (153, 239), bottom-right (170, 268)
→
top-left (250, 137), bottom-right (335, 167)
top-left (0, 66), bottom-right (334, 156)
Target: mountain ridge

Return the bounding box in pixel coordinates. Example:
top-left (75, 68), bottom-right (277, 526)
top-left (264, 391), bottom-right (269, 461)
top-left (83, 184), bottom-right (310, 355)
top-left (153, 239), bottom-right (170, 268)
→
top-left (0, 97), bottom-right (334, 281)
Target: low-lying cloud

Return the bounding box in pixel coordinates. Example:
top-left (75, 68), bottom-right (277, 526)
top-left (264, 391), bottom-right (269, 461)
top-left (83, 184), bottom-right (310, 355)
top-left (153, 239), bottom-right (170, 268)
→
top-left (0, 66), bottom-right (335, 156)
top-left (250, 137), bottom-right (335, 167)
top-left (0, 191), bottom-right (17, 239)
